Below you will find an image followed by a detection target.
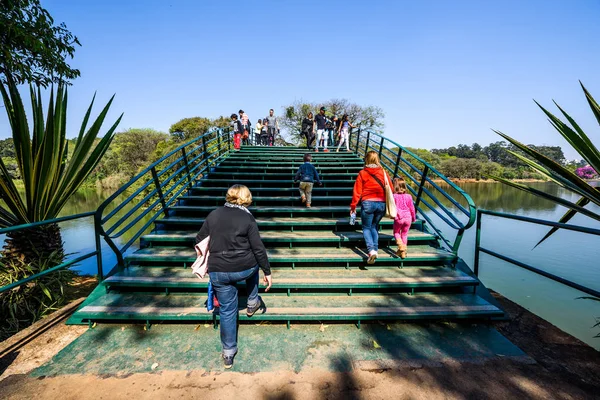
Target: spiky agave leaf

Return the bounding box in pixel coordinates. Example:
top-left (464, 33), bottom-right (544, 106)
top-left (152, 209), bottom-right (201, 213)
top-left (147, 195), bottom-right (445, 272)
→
top-left (0, 78), bottom-right (122, 227)
top-left (489, 83), bottom-right (600, 246)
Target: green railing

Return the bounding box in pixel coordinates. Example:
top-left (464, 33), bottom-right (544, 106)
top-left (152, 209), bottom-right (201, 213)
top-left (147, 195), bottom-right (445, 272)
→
top-left (350, 128), bottom-right (477, 253)
top-left (474, 209), bottom-right (600, 298)
top-left (95, 127), bottom-right (232, 279)
top-left (0, 127), bottom-right (232, 295)
top-left (0, 212), bottom-right (98, 294)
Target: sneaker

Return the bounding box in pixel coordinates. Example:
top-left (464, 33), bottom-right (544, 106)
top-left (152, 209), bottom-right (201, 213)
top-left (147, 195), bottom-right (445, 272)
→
top-left (315, 148), bottom-right (319, 152)
top-left (335, 149), bottom-right (339, 152)
top-left (324, 149), bottom-right (330, 152)
top-left (223, 354), bottom-right (235, 369)
top-left (301, 195), bottom-right (306, 203)
top-left (306, 203), bottom-right (311, 208)
top-left (246, 297), bottom-right (263, 317)
top-left (367, 250), bottom-right (378, 264)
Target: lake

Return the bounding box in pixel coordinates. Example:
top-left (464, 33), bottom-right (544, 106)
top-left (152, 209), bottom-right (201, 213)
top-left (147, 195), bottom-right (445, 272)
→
top-left (3, 182), bottom-right (599, 350)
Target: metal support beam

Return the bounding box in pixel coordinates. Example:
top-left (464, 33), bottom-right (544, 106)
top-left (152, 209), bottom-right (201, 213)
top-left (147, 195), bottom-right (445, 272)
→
top-left (414, 166), bottom-right (429, 210)
top-left (151, 166), bottom-right (169, 218)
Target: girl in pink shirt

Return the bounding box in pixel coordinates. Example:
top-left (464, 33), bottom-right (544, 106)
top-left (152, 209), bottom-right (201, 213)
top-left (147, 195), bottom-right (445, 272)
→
top-left (392, 178), bottom-right (416, 259)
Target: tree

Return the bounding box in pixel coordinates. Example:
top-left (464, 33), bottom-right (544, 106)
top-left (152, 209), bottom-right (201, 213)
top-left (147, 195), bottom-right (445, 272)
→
top-left (1, 0), bottom-right (80, 86)
top-left (280, 99), bottom-right (385, 142)
top-left (169, 117), bottom-right (213, 141)
top-left (98, 129), bottom-right (168, 178)
top-left (0, 80), bottom-right (122, 265)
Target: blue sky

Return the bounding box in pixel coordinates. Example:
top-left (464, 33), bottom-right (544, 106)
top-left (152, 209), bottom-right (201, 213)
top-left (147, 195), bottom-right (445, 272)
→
top-left (1, 0), bottom-right (599, 159)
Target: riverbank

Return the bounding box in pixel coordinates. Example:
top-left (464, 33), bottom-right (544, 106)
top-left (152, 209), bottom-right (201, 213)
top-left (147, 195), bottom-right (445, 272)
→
top-left (0, 290), bottom-right (597, 399)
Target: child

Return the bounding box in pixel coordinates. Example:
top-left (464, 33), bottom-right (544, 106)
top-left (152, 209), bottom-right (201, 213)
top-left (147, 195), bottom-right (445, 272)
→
top-left (392, 177), bottom-right (416, 258)
top-left (260, 118), bottom-right (269, 146)
top-left (336, 114), bottom-right (354, 152)
top-left (294, 153), bottom-right (322, 208)
top-left (254, 119), bottom-right (262, 145)
top-left (231, 113), bottom-right (242, 150)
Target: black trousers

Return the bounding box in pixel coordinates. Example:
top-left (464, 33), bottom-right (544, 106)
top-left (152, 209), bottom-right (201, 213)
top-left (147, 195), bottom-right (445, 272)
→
top-left (304, 132), bottom-right (315, 149)
top-left (260, 134), bottom-right (269, 146)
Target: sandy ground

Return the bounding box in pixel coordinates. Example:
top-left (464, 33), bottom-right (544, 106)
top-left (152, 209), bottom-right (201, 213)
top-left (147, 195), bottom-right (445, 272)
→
top-left (0, 292), bottom-right (598, 399)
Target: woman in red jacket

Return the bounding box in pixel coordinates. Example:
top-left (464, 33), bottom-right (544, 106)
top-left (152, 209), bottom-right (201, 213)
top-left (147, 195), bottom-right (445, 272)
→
top-left (350, 151), bottom-right (392, 264)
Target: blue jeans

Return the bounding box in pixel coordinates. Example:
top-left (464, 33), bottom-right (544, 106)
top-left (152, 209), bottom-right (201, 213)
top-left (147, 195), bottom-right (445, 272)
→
top-left (209, 265), bottom-right (260, 356)
top-left (361, 201), bottom-right (386, 253)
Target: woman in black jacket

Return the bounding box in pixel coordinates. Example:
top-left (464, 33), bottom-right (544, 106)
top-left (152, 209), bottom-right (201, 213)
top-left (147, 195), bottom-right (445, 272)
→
top-left (195, 184), bottom-right (272, 369)
top-left (301, 112), bottom-right (315, 149)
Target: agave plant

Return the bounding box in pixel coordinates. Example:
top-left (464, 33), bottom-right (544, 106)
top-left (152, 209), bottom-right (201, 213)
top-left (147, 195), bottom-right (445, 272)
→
top-left (489, 82), bottom-right (600, 247)
top-left (0, 76), bottom-right (123, 265)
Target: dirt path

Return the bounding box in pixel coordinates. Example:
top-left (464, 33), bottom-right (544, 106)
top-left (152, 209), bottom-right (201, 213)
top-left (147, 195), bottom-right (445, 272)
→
top-left (0, 291), bottom-right (598, 399)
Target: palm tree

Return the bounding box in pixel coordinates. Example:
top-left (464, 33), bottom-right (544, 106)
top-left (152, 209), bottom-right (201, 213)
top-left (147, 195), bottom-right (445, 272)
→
top-left (489, 82), bottom-right (600, 247)
top-left (0, 76), bottom-right (122, 266)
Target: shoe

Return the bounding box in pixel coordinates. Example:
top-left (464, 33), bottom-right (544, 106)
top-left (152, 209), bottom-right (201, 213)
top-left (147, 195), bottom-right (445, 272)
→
top-left (324, 149), bottom-right (330, 152)
top-left (301, 195), bottom-right (306, 203)
top-left (247, 297), bottom-right (263, 317)
top-left (306, 203), bottom-right (311, 208)
top-left (315, 149), bottom-right (319, 152)
top-left (367, 250), bottom-right (378, 264)
top-left (223, 354), bottom-right (235, 369)
top-left (336, 149), bottom-right (339, 152)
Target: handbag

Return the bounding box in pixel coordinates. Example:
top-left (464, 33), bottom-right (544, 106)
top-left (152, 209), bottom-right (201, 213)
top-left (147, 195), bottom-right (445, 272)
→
top-left (364, 169), bottom-right (397, 219)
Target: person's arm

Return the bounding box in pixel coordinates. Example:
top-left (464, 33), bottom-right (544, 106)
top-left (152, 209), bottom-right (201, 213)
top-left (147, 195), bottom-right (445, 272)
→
top-left (247, 218), bottom-right (272, 290)
top-left (195, 216), bottom-right (210, 254)
top-left (409, 195), bottom-right (416, 222)
top-left (350, 172), bottom-right (363, 213)
top-left (312, 164), bottom-right (321, 185)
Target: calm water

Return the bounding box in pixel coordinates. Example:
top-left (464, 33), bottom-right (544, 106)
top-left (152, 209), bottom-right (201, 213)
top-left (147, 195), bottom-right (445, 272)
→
top-left (2, 183), bottom-right (599, 349)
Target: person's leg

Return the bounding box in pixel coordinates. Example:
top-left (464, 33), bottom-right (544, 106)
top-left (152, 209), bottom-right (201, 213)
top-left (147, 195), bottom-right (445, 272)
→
top-left (371, 202), bottom-right (386, 253)
top-left (323, 131), bottom-right (328, 151)
top-left (234, 133), bottom-right (241, 150)
top-left (401, 220), bottom-right (410, 246)
top-left (208, 272), bottom-right (238, 357)
top-left (360, 201), bottom-right (376, 253)
top-left (242, 265), bottom-right (260, 309)
top-left (315, 130), bottom-right (322, 151)
top-left (344, 130), bottom-right (350, 151)
top-left (299, 182), bottom-right (307, 203)
top-left (305, 182), bottom-right (313, 206)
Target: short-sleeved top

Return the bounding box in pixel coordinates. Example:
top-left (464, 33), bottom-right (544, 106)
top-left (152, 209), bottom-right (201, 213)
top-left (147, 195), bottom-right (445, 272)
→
top-left (266, 115), bottom-right (277, 129)
top-left (315, 113), bottom-right (327, 130)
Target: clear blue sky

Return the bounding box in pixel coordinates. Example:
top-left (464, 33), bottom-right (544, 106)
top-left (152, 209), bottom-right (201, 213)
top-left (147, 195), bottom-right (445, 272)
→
top-left (1, 0), bottom-right (599, 160)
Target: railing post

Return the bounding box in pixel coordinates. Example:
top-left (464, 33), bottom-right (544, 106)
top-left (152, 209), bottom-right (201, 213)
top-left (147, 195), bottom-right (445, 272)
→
top-left (227, 129), bottom-right (231, 152)
top-left (181, 147), bottom-right (193, 188)
top-left (355, 128), bottom-right (361, 154)
top-left (414, 165), bottom-right (429, 210)
top-left (151, 166), bottom-right (169, 218)
top-left (217, 130), bottom-right (222, 154)
top-left (364, 131), bottom-right (370, 155)
top-left (393, 148), bottom-right (403, 178)
top-left (474, 209), bottom-right (482, 276)
top-left (378, 136), bottom-right (384, 159)
top-left (94, 212), bottom-right (104, 281)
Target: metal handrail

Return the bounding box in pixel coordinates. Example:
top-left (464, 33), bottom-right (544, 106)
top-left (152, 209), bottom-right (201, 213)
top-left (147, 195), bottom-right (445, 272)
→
top-left (94, 127), bottom-right (231, 278)
top-left (474, 209), bottom-right (600, 298)
top-left (350, 128), bottom-right (477, 252)
top-left (0, 212), bottom-right (99, 293)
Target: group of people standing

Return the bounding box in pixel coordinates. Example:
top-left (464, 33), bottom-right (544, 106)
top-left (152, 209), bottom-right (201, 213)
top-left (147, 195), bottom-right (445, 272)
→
top-left (230, 109), bottom-right (280, 150)
top-left (301, 107), bottom-right (355, 152)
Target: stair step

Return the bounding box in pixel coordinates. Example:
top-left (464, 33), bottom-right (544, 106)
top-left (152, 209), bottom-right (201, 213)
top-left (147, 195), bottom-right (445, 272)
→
top-left (105, 266), bottom-right (478, 289)
top-left (154, 216), bottom-right (419, 229)
top-left (73, 293), bottom-right (502, 322)
top-left (182, 195), bottom-right (352, 202)
top-left (141, 229), bottom-right (436, 246)
top-left (126, 245), bottom-right (454, 266)
top-left (170, 206), bottom-right (359, 214)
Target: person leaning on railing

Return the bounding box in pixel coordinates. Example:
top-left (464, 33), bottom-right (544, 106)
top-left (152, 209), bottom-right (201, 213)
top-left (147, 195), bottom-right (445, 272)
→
top-left (350, 151), bottom-right (392, 265)
top-left (195, 184), bottom-right (272, 369)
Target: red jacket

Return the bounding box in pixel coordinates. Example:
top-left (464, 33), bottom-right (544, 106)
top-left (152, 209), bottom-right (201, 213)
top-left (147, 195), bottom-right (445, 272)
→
top-left (350, 167), bottom-right (391, 212)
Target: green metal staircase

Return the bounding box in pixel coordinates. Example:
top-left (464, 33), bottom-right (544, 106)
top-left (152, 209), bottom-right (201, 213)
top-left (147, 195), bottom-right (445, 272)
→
top-left (69, 131), bottom-right (503, 327)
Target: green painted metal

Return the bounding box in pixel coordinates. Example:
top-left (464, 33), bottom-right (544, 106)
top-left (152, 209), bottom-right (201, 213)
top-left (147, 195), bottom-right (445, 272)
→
top-left (474, 209), bottom-right (600, 298)
top-left (0, 212), bottom-right (99, 294)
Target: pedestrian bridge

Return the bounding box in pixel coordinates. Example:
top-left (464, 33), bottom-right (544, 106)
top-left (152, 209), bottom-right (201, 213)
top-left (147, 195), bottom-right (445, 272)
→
top-left (64, 128), bottom-right (503, 328)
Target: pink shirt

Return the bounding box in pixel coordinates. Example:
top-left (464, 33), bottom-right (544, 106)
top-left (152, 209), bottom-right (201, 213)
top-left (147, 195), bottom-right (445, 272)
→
top-left (393, 193), bottom-right (416, 222)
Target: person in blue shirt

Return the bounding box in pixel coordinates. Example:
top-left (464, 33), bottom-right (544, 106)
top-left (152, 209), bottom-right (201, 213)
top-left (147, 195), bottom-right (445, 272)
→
top-left (294, 153), bottom-right (322, 208)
